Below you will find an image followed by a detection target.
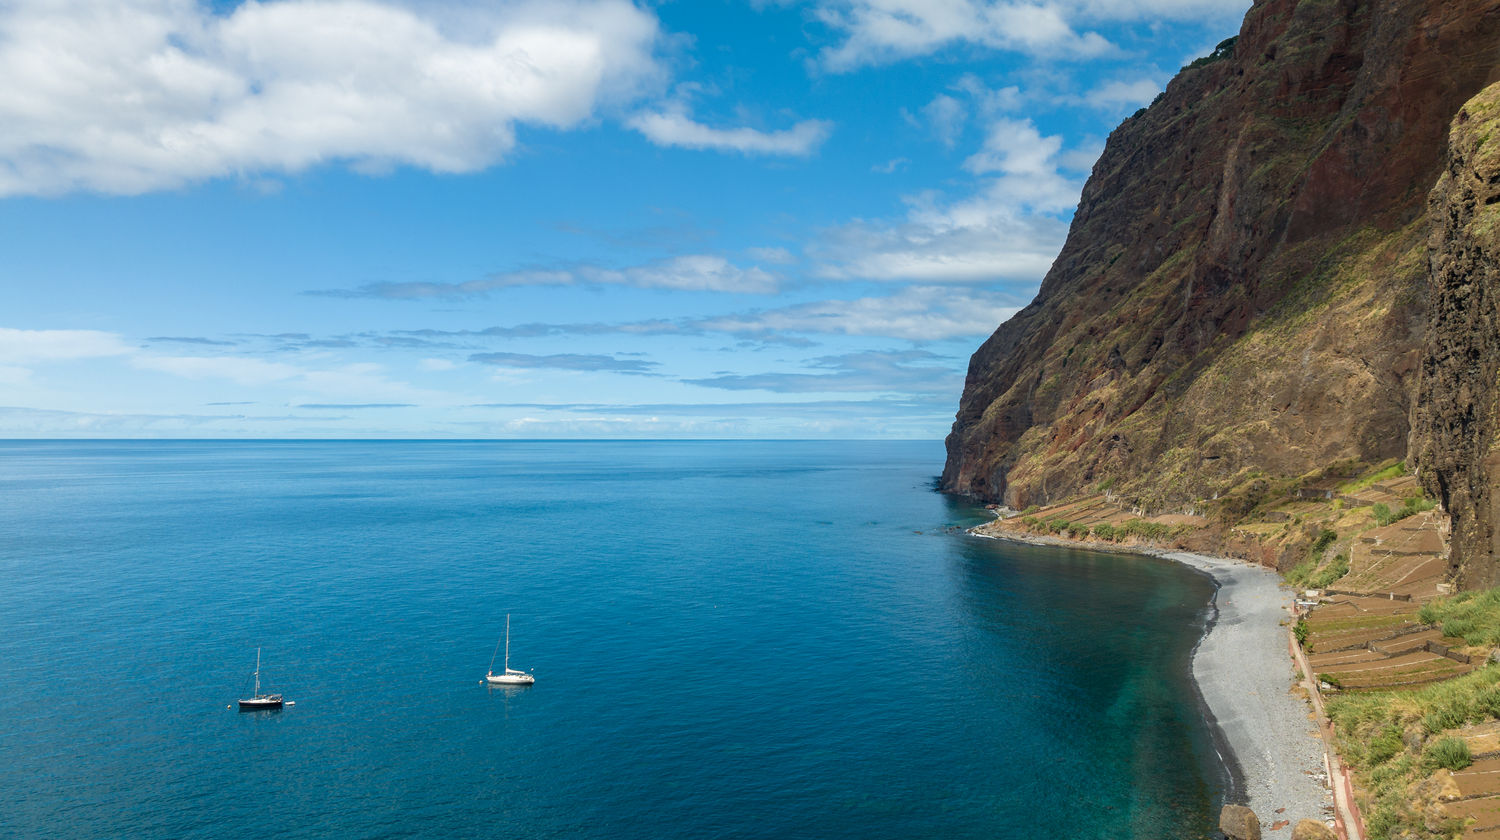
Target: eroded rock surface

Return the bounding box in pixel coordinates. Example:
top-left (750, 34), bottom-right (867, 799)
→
top-left (1415, 83), bottom-right (1500, 587)
top-left (942, 0), bottom-right (1500, 514)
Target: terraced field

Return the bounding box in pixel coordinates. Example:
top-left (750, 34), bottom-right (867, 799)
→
top-left (1438, 729), bottom-right (1500, 837)
top-left (1337, 510), bottom-right (1447, 601)
top-left (1304, 598), bottom-right (1472, 690)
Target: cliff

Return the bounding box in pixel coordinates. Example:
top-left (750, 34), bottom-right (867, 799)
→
top-left (943, 0), bottom-right (1500, 523)
top-left (1414, 85), bottom-right (1500, 588)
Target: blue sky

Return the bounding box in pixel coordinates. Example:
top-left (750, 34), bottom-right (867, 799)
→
top-left (0, 0), bottom-right (1248, 438)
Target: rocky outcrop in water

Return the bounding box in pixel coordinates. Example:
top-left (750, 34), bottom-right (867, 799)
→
top-left (943, 0), bottom-right (1500, 523)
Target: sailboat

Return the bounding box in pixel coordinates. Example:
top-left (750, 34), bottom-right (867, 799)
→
top-left (238, 647), bottom-right (284, 710)
top-left (486, 615), bottom-right (535, 685)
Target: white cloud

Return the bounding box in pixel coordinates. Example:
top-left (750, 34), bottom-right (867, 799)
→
top-left (318, 254), bottom-right (780, 298)
top-left (608, 255), bottom-right (780, 292)
top-left (1066, 0), bottom-right (1249, 22)
top-left (628, 105), bottom-right (833, 156)
top-left (951, 75), bottom-right (1022, 116)
top-left (921, 94), bottom-right (967, 147)
top-left (814, 1), bottom-right (1113, 72)
top-left (698, 286), bottom-right (1021, 341)
top-left (814, 117), bottom-right (1079, 284)
top-left (745, 246), bottom-right (798, 265)
top-left (132, 354), bottom-right (304, 386)
top-left (130, 353), bottom-right (446, 404)
top-left (0, 0), bottom-right (665, 196)
top-left (1058, 136), bottom-right (1105, 172)
top-left (0, 328), bottom-right (135, 363)
top-left (1081, 77), bottom-right (1163, 110)
top-left (960, 117), bottom-right (1077, 211)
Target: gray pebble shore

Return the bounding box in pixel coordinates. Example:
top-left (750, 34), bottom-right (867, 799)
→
top-left (1161, 551), bottom-right (1335, 835)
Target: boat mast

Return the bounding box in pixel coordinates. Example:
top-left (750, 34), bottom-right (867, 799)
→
top-left (504, 614), bottom-right (511, 672)
top-left (254, 647), bottom-right (261, 697)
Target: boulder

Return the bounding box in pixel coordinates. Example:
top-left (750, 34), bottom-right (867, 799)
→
top-left (1220, 804), bottom-right (1261, 840)
top-left (1290, 819), bottom-right (1337, 840)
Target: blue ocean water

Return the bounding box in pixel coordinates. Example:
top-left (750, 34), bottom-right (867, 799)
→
top-left (0, 440), bottom-right (1220, 839)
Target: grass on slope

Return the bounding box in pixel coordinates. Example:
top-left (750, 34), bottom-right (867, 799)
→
top-left (1421, 587), bottom-right (1500, 646)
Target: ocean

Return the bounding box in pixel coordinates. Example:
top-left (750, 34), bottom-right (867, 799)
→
top-left (0, 440), bottom-right (1220, 838)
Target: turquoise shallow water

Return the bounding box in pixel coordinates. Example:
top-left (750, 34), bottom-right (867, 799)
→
top-left (0, 440), bottom-right (1220, 838)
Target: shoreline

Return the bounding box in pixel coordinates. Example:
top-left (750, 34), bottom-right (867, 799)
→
top-left (971, 528), bottom-right (1334, 834)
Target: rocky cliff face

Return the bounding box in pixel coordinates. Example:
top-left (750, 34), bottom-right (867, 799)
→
top-left (1414, 85), bottom-right (1500, 588)
top-left (943, 0), bottom-right (1500, 516)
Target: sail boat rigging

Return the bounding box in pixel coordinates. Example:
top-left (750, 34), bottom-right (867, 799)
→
top-left (485, 614), bottom-right (535, 685)
top-left (238, 647), bottom-right (284, 710)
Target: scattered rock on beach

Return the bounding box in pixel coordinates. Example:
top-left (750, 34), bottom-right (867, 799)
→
top-left (1290, 819), bottom-right (1336, 840)
top-left (1220, 804), bottom-right (1261, 840)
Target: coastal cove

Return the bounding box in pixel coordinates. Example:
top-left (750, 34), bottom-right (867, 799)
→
top-left (4, 440), bottom-right (1230, 838)
top-left (972, 528), bottom-right (1334, 833)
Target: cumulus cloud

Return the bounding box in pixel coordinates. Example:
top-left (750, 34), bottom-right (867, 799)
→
top-left (628, 104), bottom-right (833, 156)
top-left (814, 1), bottom-right (1113, 71)
top-left (813, 117), bottom-right (1080, 284)
top-left (1081, 77), bottom-right (1163, 111)
top-left (809, 0), bottom-right (1251, 71)
top-left (313, 254), bottom-right (780, 299)
top-left (0, 0), bottom-right (665, 195)
top-left (921, 94), bottom-right (967, 148)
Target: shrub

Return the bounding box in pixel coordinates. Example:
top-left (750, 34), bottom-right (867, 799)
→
top-left (1367, 724), bottom-right (1405, 765)
top-left (1423, 703), bottom-right (1468, 734)
top-left (1294, 618), bottom-right (1309, 646)
top-left (1425, 737), bottom-right (1473, 771)
top-left (1183, 36), bottom-right (1237, 71)
top-left (1373, 494), bottom-right (1437, 528)
top-left (1119, 519), bottom-right (1171, 541)
top-left (1092, 523), bottom-right (1117, 541)
top-left (1308, 554), bottom-right (1349, 589)
top-left (1339, 461), bottom-right (1408, 495)
top-left (1310, 528), bottom-right (1338, 556)
top-left (1443, 618), bottom-right (1478, 640)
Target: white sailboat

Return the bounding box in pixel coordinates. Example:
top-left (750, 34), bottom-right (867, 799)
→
top-left (486, 615), bottom-right (535, 685)
top-left (238, 647), bottom-right (284, 710)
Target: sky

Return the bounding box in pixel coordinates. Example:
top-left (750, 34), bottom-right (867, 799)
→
top-left (0, 0), bottom-right (1250, 439)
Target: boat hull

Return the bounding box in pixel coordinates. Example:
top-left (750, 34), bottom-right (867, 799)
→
top-left (485, 673), bottom-right (535, 686)
top-left (238, 695), bottom-right (283, 710)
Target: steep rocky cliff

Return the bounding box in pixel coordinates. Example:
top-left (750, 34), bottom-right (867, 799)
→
top-left (943, 0), bottom-right (1500, 516)
top-left (1414, 85), bottom-right (1500, 588)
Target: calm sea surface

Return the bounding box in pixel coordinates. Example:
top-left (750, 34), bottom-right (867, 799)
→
top-left (0, 440), bottom-right (1220, 838)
